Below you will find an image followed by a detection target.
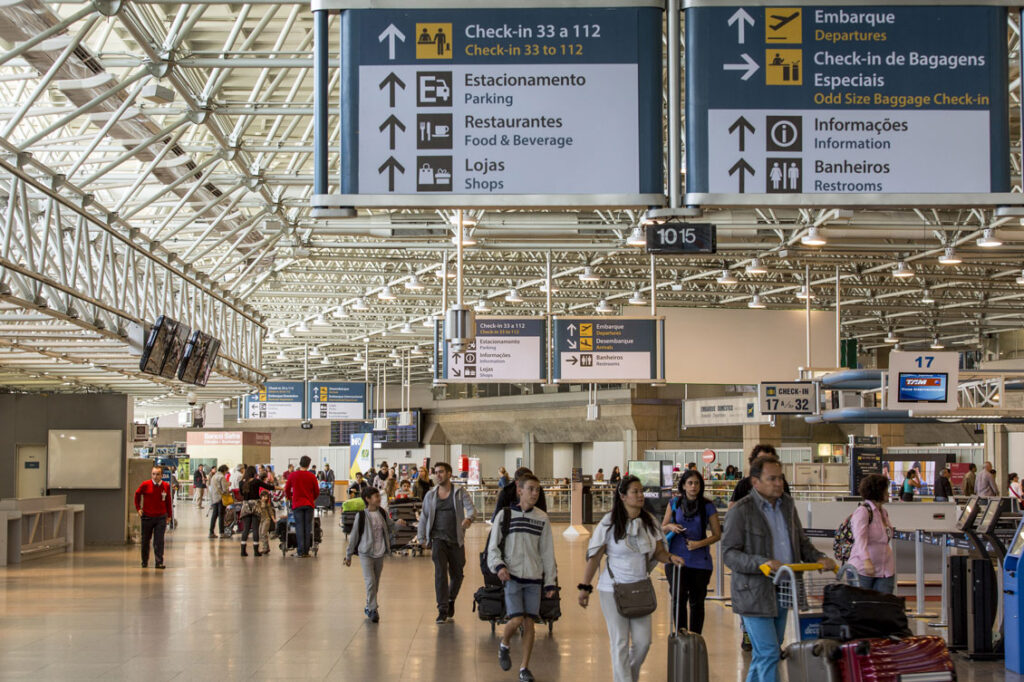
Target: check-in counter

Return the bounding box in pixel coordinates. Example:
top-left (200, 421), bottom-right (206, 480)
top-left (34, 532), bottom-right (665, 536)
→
top-left (0, 495), bottom-right (86, 566)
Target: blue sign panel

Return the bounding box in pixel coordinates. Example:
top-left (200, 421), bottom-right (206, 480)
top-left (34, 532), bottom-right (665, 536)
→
top-left (243, 381), bottom-right (305, 420)
top-left (334, 6), bottom-right (662, 204)
top-left (552, 317), bottom-right (664, 382)
top-left (685, 4), bottom-right (1009, 202)
top-left (440, 317), bottom-right (546, 382)
top-left (308, 382), bottom-right (366, 420)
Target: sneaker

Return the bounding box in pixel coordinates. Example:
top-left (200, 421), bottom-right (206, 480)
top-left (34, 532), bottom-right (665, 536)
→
top-left (741, 631), bottom-right (752, 652)
top-left (155, 563), bottom-right (166, 570)
top-left (498, 644), bottom-right (511, 671)
top-left (447, 601), bottom-right (455, 620)
top-left (208, 533), bottom-right (216, 539)
top-left (364, 607), bottom-right (370, 618)
top-left (141, 561), bottom-right (148, 568)
top-left (435, 610), bottom-right (447, 624)
top-left (370, 609), bottom-right (380, 623)
top-left (519, 668), bottom-right (534, 682)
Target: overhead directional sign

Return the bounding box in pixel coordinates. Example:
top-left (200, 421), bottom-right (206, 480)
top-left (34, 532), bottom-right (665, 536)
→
top-left (308, 381), bottom-right (366, 420)
top-left (439, 317), bottom-right (546, 382)
top-left (552, 317), bottom-right (664, 383)
top-left (684, 3), bottom-right (1010, 205)
top-left (759, 380), bottom-right (816, 415)
top-left (243, 381), bottom-right (305, 420)
top-left (326, 5), bottom-right (663, 207)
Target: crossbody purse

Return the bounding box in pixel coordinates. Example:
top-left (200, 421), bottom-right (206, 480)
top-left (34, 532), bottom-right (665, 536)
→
top-left (606, 560), bottom-right (657, 618)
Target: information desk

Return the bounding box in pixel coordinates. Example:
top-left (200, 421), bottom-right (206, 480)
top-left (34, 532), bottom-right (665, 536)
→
top-left (0, 495), bottom-right (85, 566)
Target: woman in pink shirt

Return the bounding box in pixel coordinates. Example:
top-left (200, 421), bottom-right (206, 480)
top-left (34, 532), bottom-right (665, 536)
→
top-left (849, 474), bottom-right (895, 593)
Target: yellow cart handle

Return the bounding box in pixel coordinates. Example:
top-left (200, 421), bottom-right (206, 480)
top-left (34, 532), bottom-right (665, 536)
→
top-left (758, 562), bottom-right (838, 577)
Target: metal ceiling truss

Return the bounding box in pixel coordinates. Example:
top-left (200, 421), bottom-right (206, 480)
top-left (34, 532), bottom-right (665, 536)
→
top-left (0, 1), bottom-right (1022, 417)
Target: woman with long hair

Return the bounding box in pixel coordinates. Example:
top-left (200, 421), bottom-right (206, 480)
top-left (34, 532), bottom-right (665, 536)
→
top-left (609, 466), bottom-right (622, 484)
top-left (901, 468), bottom-right (921, 502)
top-left (239, 465), bottom-right (273, 557)
top-left (661, 470), bottom-right (721, 633)
top-left (578, 475), bottom-right (684, 682)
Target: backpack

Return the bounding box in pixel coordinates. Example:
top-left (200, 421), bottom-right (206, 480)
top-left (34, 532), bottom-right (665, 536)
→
top-left (834, 503), bottom-right (872, 563)
top-left (479, 506), bottom-right (513, 586)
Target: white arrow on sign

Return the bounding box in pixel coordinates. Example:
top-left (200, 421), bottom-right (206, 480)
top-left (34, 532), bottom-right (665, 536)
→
top-left (566, 323), bottom-right (577, 336)
top-left (378, 24), bottom-right (406, 61)
top-left (567, 339), bottom-right (577, 350)
top-left (723, 53), bottom-right (759, 81)
top-left (727, 8), bottom-right (754, 44)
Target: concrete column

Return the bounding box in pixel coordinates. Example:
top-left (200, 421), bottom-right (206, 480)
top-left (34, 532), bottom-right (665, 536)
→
top-left (742, 423), bottom-right (782, 458)
top-left (522, 433), bottom-right (534, 472)
top-left (863, 423), bottom-right (905, 450)
top-left (984, 424), bottom-right (1009, 491)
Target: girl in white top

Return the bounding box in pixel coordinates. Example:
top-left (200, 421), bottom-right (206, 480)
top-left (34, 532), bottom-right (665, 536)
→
top-left (578, 475), bottom-right (684, 682)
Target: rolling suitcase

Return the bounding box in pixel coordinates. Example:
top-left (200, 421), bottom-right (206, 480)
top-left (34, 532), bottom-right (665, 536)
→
top-left (784, 639), bottom-right (842, 682)
top-left (838, 635), bottom-right (955, 682)
top-left (667, 567), bottom-right (709, 682)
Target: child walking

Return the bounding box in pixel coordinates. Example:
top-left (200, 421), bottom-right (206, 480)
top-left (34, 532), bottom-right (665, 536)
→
top-left (344, 488), bottom-right (404, 622)
top-left (256, 489), bottom-right (276, 557)
top-left (487, 474), bottom-right (557, 682)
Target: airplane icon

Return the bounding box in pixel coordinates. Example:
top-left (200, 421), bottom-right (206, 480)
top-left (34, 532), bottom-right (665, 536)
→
top-left (769, 11), bottom-right (799, 31)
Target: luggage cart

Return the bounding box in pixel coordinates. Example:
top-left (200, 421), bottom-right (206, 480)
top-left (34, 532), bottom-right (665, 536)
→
top-left (765, 562), bottom-right (858, 647)
top-left (388, 499), bottom-right (423, 556)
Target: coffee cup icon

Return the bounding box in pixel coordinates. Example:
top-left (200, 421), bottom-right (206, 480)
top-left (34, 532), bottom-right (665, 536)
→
top-left (434, 125), bottom-right (450, 137)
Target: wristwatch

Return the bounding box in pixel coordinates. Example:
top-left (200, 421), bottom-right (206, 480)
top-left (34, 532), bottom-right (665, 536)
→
top-left (577, 583), bottom-right (594, 593)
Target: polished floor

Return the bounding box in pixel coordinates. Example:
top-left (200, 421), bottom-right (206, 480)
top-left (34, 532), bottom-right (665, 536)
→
top-left (0, 501), bottom-right (1017, 681)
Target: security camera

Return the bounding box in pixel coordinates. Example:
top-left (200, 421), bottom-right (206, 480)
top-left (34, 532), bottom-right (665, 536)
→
top-left (186, 391), bottom-right (197, 406)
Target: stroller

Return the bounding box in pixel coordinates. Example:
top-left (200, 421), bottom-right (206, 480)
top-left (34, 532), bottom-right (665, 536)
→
top-left (218, 491), bottom-right (243, 537)
top-left (276, 503), bottom-right (323, 556)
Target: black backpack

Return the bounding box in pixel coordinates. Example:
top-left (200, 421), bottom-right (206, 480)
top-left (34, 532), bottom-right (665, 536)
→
top-left (479, 506), bottom-right (512, 586)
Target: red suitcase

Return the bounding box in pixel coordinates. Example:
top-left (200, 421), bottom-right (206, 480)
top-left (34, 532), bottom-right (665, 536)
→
top-left (838, 636), bottom-right (956, 682)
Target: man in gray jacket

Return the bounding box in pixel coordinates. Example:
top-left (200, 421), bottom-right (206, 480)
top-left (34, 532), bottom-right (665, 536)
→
top-left (722, 455), bottom-right (835, 682)
top-left (417, 461), bottom-right (477, 623)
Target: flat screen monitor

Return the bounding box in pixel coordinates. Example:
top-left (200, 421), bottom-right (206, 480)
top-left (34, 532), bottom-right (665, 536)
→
top-left (1010, 523), bottom-right (1024, 557)
top-left (628, 460), bottom-right (662, 489)
top-left (897, 372), bottom-right (949, 403)
top-left (978, 498), bottom-right (1010, 535)
top-left (661, 462), bottom-right (675, 488)
top-left (160, 320), bottom-right (192, 380)
top-left (178, 331), bottom-right (220, 386)
top-left (140, 315), bottom-right (176, 375)
top-left (956, 495), bottom-right (986, 531)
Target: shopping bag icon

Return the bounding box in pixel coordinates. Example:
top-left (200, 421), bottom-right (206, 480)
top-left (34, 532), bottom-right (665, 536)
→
top-left (419, 163), bottom-right (435, 185)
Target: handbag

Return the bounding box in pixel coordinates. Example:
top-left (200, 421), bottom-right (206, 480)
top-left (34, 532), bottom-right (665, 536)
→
top-left (240, 500), bottom-right (258, 517)
top-left (606, 562), bottom-right (657, 618)
top-left (221, 493), bottom-right (235, 506)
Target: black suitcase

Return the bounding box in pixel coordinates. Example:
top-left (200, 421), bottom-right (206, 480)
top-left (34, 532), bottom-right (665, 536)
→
top-left (821, 583), bottom-right (911, 640)
top-left (315, 491), bottom-right (333, 511)
top-left (473, 584), bottom-right (506, 632)
top-left (784, 639), bottom-right (842, 682)
top-left (341, 510), bottom-right (357, 534)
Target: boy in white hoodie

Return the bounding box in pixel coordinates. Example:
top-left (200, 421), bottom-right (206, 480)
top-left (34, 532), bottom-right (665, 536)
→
top-left (487, 474), bottom-right (557, 682)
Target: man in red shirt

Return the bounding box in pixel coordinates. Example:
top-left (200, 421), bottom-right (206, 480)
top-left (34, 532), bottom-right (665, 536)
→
top-left (135, 465), bottom-right (174, 569)
top-left (284, 455), bottom-right (318, 557)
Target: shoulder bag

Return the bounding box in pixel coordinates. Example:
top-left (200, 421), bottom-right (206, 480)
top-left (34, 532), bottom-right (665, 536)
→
top-left (606, 560), bottom-right (657, 618)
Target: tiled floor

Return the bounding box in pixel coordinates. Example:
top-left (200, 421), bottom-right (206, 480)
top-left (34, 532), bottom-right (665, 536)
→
top-left (0, 501), bottom-right (1018, 681)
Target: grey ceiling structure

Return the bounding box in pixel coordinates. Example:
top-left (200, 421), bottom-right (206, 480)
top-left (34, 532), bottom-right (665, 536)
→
top-left (0, 0), bottom-right (1023, 418)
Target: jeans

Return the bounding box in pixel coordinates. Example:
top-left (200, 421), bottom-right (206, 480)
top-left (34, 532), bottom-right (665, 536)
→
top-left (666, 564), bottom-right (713, 634)
top-left (741, 608), bottom-right (788, 682)
top-left (141, 515), bottom-right (167, 565)
top-left (293, 505), bottom-right (314, 556)
top-left (209, 501), bottom-right (225, 535)
top-left (360, 556), bottom-right (385, 611)
top-left (430, 538), bottom-right (465, 613)
top-left (857, 573), bottom-right (896, 594)
top-left (598, 590), bottom-right (652, 682)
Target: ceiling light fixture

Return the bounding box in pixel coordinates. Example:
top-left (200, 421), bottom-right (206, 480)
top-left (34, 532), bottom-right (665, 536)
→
top-left (295, 320), bottom-right (311, 334)
top-left (332, 306), bottom-right (348, 319)
top-left (321, 355), bottom-right (331, 365)
top-left (716, 269), bottom-right (738, 285)
top-left (411, 345), bottom-right (423, 355)
top-left (747, 294), bottom-right (766, 309)
top-left (884, 330), bottom-right (900, 344)
top-left (977, 228), bottom-right (1002, 247)
top-left (279, 328), bottom-right (294, 339)
top-left (921, 289), bottom-right (935, 304)
top-left (628, 290), bottom-right (647, 305)
top-left (451, 228), bottom-right (476, 246)
top-left (421, 317), bottom-right (435, 327)
top-left (276, 351), bottom-right (288, 361)
top-left (309, 346), bottom-right (321, 357)
top-left (795, 285), bottom-right (813, 300)
top-left (351, 297), bottom-right (369, 311)
top-left (891, 261), bottom-right (915, 278)
top-left (474, 299), bottom-right (491, 313)
top-left (400, 322), bottom-right (413, 334)
top-left (938, 247), bottom-right (962, 265)
top-left (404, 274), bottom-right (424, 290)
top-left (801, 227), bottom-right (827, 246)
top-left (595, 299), bottom-right (614, 314)
top-left (312, 314), bottom-right (330, 327)
top-left (579, 266), bottom-right (600, 282)
top-left (1016, 269), bottom-right (1024, 285)
top-left (626, 226), bottom-right (646, 247)
top-left (378, 285), bottom-right (396, 300)
top-left (930, 337), bottom-right (945, 350)
top-left (745, 258), bottom-right (767, 275)
top-left (505, 289), bottom-right (522, 303)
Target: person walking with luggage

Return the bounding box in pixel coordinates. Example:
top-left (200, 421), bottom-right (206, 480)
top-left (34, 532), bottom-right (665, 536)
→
top-left (134, 465), bottom-right (173, 569)
top-left (284, 456), bottom-right (319, 558)
top-left (493, 467), bottom-right (548, 519)
top-left (848, 473), bottom-right (895, 593)
top-left (345, 487), bottom-right (404, 623)
top-left (722, 455), bottom-right (835, 682)
top-left (238, 465), bottom-right (273, 557)
top-left (578, 475), bottom-right (684, 682)
top-left (417, 461), bottom-right (477, 623)
top-left (488, 474), bottom-right (557, 682)
top-left (661, 469), bottom-right (721, 634)
top-left (193, 464), bottom-right (207, 508)
top-left (208, 465), bottom-right (230, 539)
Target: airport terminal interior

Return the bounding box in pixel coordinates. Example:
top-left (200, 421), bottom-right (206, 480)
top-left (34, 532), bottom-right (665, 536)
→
top-left (5, 0), bottom-right (1024, 680)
